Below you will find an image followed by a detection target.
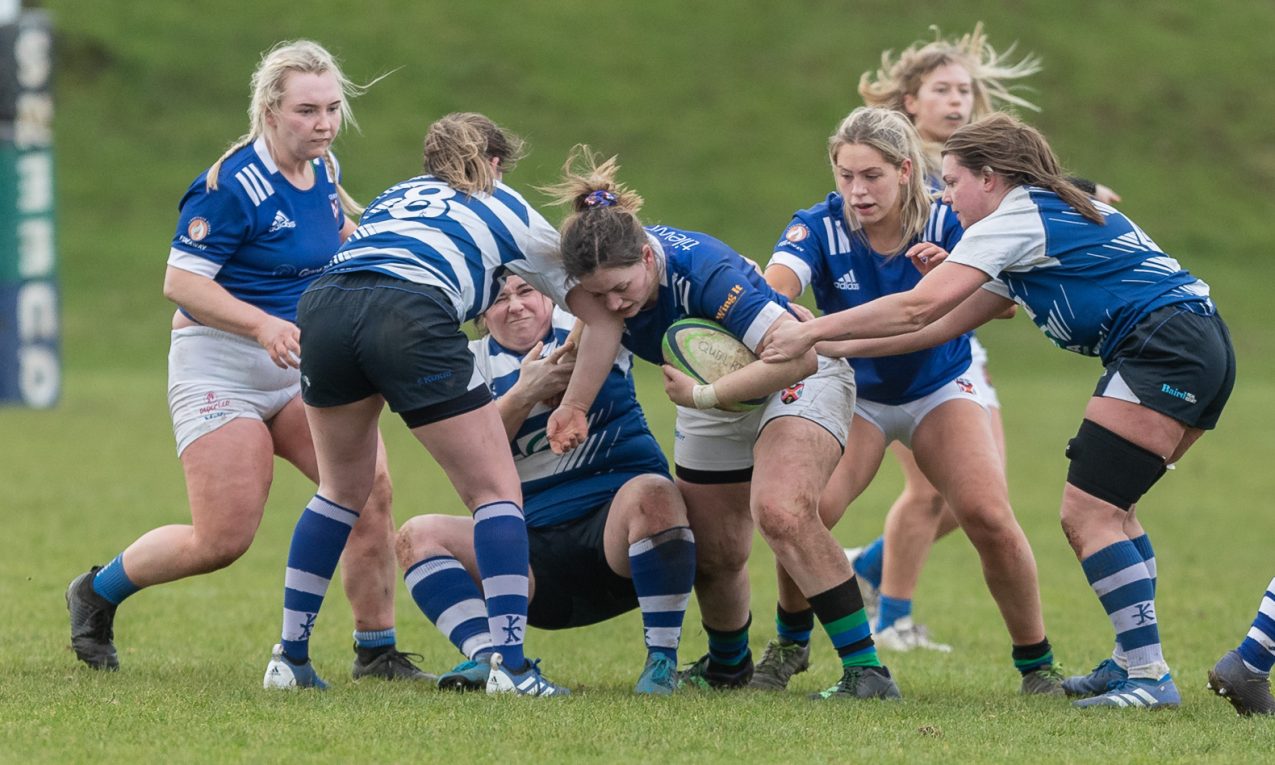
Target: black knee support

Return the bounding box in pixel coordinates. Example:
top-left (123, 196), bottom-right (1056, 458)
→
top-left (1064, 419), bottom-right (1167, 510)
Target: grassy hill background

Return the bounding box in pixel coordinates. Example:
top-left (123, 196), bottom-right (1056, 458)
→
top-left (5, 1), bottom-right (1275, 762)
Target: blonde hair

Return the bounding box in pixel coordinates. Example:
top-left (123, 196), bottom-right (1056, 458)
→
top-left (541, 144), bottom-right (648, 279)
top-left (944, 113), bottom-right (1103, 225)
top-left (207, 39), bottom-right (367, 217)
top-left (859, 23), bottom-right (1041, 174)
top-left (828, 107), bottom-right (931, 256)
top-left (422, 112), bottom-right (526, 196)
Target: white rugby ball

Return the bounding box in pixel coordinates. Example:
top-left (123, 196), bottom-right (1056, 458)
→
top-left (661, 318), bottom-right (764, 412)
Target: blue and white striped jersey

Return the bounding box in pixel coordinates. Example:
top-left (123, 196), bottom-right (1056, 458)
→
top-left (620, 225), bottom-right (792, 365)
top-left (327, 176), bottom-right (571, 322)
top-left (769, 192), bottom-right (970, 405)
top-left (947, 186), bottom-right (1212, 359)
top-left (167, 137), bottom-right (345, 322)
top-left (470, 308), bottom-right (668, 528)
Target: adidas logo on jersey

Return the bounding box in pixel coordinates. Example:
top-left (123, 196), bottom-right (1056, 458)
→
top-left (269, 210), bottom-right (297, 233)
top-left (834, 269), bottom-right (859, 291)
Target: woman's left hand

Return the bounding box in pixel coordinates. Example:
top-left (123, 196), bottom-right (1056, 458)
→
top-left (905, 242), bottom-right (949, 275)
top-left (661, 364), bottom-right (697, 407)
top-left (760, 319), bottom-right (816, 363)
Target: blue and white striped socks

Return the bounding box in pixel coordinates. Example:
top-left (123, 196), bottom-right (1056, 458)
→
top-left (280, 495), bottom-right (358, 662)
top-left (472, 501), bottom-right (530, 670)
top-left (404, 555), bottom-right (493, 660)
top-left (1109, 533), bottom-right (1156, 669)
top-left (1082, 540), bottom-right (1169, 681)
top-left (628, 526), bottom-right (695, 661)
top-left (1238, 577), bottom-right (1275, 675)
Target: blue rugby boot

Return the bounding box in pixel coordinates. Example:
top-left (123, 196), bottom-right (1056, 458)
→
top-left (263, 644), bottom-right (328, 690)
top-left (634, 653), bottom-right (678, 695)
top-left (1072, 674), bottom-right (1180, 709)
top-left (485, 652), bottom-right (570, 697)
top-left (1208, 650), bottom-right (1275, 716)
top-left (438, 653), bottom-right (492, 692)
top-left (1062, 658), bottom-right (1128, 698)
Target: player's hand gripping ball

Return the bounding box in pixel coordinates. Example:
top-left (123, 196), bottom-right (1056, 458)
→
top-left (661, 318), bottom-right (766, 412)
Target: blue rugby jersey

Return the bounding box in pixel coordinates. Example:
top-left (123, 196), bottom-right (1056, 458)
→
top-left (946, 186), bottom-right (1212, 360)
top-left (620, 225), bottom-right (792, 364)
top-left (768, 192), bottom-right (970, 405)
top-left (326, 175), bottom-right (570, 321)
top-left (167, 137), bottom-right (345, 322)
top-left (471, 308), bottom-right (668, 528)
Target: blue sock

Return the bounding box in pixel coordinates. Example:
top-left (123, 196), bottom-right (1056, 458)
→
top-left (706, 614), bottom-right (751, 668)
top-left (353, 628), bottom-right (395, 650)
top-left (852, 537), bottom-right (884, 590)
top-left (776, 605), bottom-right (814, 646)
top-left (1082, 540), bottom-right (1167, 680)
top-left (405, 555), bottom-right (493, 660)
top-left (92, 553), bottom-right (140, 605)
top-left (628, 527), bottom-right (696, 661)
top-left (280, 495), bottom-right (358, 662)
top-left (473, 501), bottom-right (529, 670)
top-left (876, 594), bottom-right (912, 633)
top-left (1131, 533), bottom-right (1156, 594)
top-left (1238, 577), bottom-right (1275, 674)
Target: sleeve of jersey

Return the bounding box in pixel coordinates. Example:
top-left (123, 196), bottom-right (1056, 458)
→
top-left (766, 216), bottom-right (823, 292)
top-left (167, 183), bottom-right (251, 278)
top-left (944, 205), bottom-right (1044, 281)
top-left (691, 260), bottom-right (787, 354)
top-left (503, 207), bottom-right (573, 310)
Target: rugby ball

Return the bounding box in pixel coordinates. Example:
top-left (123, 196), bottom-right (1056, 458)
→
top-left (661, 318), bottom-right (765, 412)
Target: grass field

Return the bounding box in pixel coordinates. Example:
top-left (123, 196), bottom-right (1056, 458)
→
top-left (5, 1), bottom-right (1275, 762)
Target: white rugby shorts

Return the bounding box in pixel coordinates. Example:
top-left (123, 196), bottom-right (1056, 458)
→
top-left (168, 325), bottom-right (300, 456)
top-left (968, 335), bottom-right (1000, 410)
top-left (673, 355), bottom-right (855, 472)
top-left (854, 364), bottom-right (986, 449)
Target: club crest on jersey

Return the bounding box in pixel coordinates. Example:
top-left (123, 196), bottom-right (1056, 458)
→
top-left (329, 193), bottom-right (340, 219)
top-left (187, 216), bottom-right (210, 241)
top-left (955, 377), bottom-right (975, 395)
top-left (780, 382), bottom-right (805, 404)
top-left (784, 223), bottom-right (809, 243)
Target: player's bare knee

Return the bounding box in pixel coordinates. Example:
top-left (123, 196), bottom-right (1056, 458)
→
top-left (200, 532), bottom-right (254, 572)
top-left (628, 475), bottom-right (687, 530)
top-left (394, 515), bottom-right (450, 567)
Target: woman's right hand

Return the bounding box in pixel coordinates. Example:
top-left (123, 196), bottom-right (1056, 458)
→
top-left (255, 316), bottom-right (303, 369)
top-left (512, 340), bottom-right (576, 404)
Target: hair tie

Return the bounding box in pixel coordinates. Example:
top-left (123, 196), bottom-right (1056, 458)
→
top-left (583, 189), bottom-right (618, 208)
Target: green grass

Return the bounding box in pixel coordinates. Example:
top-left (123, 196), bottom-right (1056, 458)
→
top-left (6, 0), bottom-right (1275, 762)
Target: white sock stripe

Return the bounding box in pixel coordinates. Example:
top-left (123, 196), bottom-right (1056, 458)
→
top-left (638, 593), bottom-right (691, 613)
top-left (285, 567), bottom-right (331, 596)
top-left (461, 635), bottom-right (493, 660)
top-left (282, 608), bottom-right (315, 641)
top-left (628, 527), bottom-right (695, 556)
top-left (1110, 600), bottom-right (1159, 634)
top-left (644, 626), bottom-right (682, 650)
top-left (1124, 647), bottom-right (1167, 672)
top-left (473, 502), bottom-right (523, 523)
top-left (307, 497), bottom-right (359, 527)
top-left (1259, 595), bottom-right (1275, 620)
top-left (1247, 625), bottom-right (1275, 651)
top-left (482, 574), bottom-right (529, 599)
top-left (404, 557), bottom-right (466, 591)
top-left (1090, 560), bottom-right (1151, 597)
top-left (436, 599), bottom-right (489, 635)
top-left (1142, 557), bottom-right (1157, 579)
